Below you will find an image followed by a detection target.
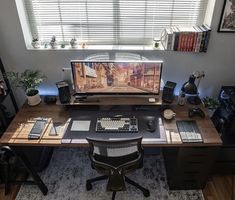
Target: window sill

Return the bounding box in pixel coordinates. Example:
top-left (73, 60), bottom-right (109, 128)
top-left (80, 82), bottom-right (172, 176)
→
top-left (27, 44), bottom-right (163, 51)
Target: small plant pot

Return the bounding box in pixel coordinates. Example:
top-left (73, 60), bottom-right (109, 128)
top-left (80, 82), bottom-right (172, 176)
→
top-left (27, 90), bottom-right (41, 106)
top-left (50, 41), bottom-right (58, 49)
top-left (70, 41), bottom-right (78, 48)
top-left (31, 41), bottom-right (40, 48)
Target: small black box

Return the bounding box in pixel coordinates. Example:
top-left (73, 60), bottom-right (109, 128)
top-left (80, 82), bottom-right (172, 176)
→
top-left (44, 95), bottom-right (57, 104)
top-left (162, 81), bottom-right (177, 103)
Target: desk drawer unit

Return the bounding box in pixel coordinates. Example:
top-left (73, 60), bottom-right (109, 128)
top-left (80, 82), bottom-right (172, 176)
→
top-left (213, 146), bottom-right (235, 174)
top-left (163, 147), bottom-right (219, 190)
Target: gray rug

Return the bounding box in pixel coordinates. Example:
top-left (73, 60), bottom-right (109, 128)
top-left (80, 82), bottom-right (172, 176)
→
top-left (16, 148), bottom-right (204, 200)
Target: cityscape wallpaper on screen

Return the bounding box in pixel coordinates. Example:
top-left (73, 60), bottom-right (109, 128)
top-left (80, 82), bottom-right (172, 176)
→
top-left (72, 61), bottom-right (162, 94)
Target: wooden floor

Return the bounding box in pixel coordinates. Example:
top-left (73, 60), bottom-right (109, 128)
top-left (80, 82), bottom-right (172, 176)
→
top-left (0, 175), bottom-right (234, 200)
top-left (203, 175), bottom-right (235, 200)
top-left (0, 184), bottom-right (20, 200)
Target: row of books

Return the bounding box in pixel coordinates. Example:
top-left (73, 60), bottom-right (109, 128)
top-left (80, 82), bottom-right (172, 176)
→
top-left (160, 25), bottom-right (211, 52)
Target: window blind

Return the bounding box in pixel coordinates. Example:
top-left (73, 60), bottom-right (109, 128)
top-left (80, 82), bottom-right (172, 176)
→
top-left (22, 0), bottom-right (209, 45)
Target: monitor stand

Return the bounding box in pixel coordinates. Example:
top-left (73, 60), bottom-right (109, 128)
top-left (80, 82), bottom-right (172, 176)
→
top-left (73, 95), bottom-right (100, 103)
top-left (72, 94), bottom-right (161, 105)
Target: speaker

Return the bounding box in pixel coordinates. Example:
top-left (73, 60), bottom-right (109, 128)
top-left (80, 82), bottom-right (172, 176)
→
top-left (61, 67), bottom-right (73, 90)
top-left (162, 81), bottom-right (177, 103)
top-left (56, 81), bottom-right (71, 104)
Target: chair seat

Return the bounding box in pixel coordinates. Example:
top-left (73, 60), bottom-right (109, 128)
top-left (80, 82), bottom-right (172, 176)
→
top-left (93, 152), bottom-right (143, 173)
top-left (95, 152), bottom-right (140, 167)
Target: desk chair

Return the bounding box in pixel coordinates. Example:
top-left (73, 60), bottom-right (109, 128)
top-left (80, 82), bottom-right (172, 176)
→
top-left (86, 137), bottom-right (150, 200)
top-left (0, 146), bottom-right (15, 195)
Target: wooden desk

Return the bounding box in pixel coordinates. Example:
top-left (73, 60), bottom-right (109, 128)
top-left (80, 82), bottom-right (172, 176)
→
top-left (0, 100), bottom-right (222, 192)
top-left (0, 101), bottom-right (222, 147)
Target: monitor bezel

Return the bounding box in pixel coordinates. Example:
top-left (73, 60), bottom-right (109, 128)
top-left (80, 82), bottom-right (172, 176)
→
top-left (71, 60), bottom-right (163, 96)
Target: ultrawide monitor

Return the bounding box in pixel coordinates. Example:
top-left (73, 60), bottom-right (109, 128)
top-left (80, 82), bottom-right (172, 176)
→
top-left (71, 60), bottom-right (163, 95)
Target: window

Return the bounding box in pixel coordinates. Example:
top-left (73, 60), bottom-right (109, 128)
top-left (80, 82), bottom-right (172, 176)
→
top-left (19, 0), bottom-right (210, 47)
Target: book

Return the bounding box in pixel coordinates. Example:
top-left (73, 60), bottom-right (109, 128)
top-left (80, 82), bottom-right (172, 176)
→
top-left (160, 28), bottom-right (174, 50)
top-left (160, 29), bottom-right (168, 50)
top-left (173, 27), bottom-right (180, 51)
top-left (193, 26), bottom-right (203, 52)
top-left (202, 24), bottom-right (211, 52)
top-left (191, 31), bottom-right (197, 52)
top-left (198, 25), bottom-right (207, 52)
top-left (177, 27), bottom-right (196, 51)
top-left (170, 27), bottom-right (176, 50)
top-left (166, 28), bottom-right (173, 50)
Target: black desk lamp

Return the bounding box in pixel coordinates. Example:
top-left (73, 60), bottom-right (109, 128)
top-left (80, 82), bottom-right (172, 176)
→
top-left (181, 74), bottom-right (201, 105)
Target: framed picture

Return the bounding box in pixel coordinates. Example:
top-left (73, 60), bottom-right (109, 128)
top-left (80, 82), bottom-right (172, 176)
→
top-left (218, 0), bottom-right (235, 32)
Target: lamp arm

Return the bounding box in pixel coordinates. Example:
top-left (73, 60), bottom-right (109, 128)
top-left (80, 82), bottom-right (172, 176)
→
top-left (193, 71), bottom-right (205, 88)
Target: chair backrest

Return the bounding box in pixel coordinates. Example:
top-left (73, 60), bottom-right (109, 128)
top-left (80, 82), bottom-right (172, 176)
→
top-left (86, 137), bottom-right (143, 191)
top-left (86, 137), bottom-right (143, 168)
top-left (87, 136), bottom-right (142, 156)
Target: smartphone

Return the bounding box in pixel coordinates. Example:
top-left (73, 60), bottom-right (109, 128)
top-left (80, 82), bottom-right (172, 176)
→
top-left (28, 118), bottom-right (48, 139)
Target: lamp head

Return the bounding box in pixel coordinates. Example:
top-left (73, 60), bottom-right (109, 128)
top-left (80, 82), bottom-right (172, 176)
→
top-left (181, 74), bottom-right (201, 105)
top-left (181, 75), bottom-right (198, 95)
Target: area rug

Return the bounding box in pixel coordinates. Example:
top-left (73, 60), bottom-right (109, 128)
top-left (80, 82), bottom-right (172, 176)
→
top-left (16, 148), bottom-right (204, 200)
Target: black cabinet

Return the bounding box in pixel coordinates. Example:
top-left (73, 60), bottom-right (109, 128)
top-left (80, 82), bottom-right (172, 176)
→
top-left (211, 86), bottom-right (235, 174)
top-left (163, 147), bottom-right (219, 189)
top-left (212, 145), bottom-right (235, 174)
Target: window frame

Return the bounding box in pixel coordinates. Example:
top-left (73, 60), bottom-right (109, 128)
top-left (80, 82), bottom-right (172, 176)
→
top-left (15, 0), bottom-right (215, 50)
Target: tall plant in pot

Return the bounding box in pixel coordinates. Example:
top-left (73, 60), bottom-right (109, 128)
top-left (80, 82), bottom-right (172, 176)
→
top-left (7, 70), bottom-right (46, 106)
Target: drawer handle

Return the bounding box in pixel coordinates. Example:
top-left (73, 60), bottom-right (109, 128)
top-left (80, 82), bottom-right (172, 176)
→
top-left (184, 171), bottom-right (200, 174)
top-left (187, 161), bottom-right (203, 164)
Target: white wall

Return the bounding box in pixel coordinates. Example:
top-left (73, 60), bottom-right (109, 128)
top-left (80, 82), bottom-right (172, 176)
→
top-left (0, 0), bottom-right (235, 107)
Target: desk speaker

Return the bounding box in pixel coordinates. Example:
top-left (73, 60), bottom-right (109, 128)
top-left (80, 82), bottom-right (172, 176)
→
top-left (56, 81), bottom-right (71, 104)
top-left (162, 81), bottom-right (177, 103)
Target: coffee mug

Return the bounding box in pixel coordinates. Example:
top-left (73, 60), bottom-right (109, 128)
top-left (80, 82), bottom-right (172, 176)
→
top-left (163, 109), bottom-right (176, 120)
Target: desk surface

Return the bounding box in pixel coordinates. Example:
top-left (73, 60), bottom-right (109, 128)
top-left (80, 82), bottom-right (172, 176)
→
top-left (0, 100), bottom-right (222, 147)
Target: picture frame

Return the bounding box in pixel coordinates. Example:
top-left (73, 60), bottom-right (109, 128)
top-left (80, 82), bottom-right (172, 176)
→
top-left (218, 0), bottom-right (235, 32)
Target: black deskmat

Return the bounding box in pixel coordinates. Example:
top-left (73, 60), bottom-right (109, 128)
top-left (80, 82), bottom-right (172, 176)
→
top-left (62, 109), bottom-right (162, 142)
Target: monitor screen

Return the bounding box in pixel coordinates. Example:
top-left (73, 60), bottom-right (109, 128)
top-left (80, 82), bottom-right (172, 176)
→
top-left (71, 60), bottom-right (163, 95)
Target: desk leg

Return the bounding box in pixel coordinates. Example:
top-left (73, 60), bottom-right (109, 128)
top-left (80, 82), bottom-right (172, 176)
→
top-left (12, 147), bottom-right (48, 195)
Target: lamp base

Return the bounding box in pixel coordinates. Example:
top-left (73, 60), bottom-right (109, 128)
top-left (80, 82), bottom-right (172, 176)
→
top-left (187, 96), bottom-right (201, 105)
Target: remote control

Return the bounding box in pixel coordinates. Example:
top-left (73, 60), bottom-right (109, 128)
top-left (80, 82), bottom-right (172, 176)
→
top-left (28, 118), bottom-right (48, 139)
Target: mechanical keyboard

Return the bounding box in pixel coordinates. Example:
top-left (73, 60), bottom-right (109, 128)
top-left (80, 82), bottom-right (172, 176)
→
top-left (96, 117), bottom-right (138, 133)
top-left (176, 120), bottom-right (203, 143)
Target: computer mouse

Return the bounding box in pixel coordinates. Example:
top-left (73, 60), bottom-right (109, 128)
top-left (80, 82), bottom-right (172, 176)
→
top-left (147, 119), bottom-right (156, 132)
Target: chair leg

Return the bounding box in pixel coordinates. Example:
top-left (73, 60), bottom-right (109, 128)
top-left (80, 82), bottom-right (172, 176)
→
top-left (125, 176), bottom-right (150, 197)
top-left (87, 175), bottom-right (108, 184)
top-left (112, 191), bottom-right (116, 200)
top-left (86, 175), bottom-right (108, 191)
top-left (4, 163), bottom-right (10, 195)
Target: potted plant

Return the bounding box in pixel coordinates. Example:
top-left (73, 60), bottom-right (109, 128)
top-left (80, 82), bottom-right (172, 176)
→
top-left (50, 35), bottom-right (57, 48)
top-left (31, 37), bottom-right (40, 48)
top-left (202, 96), bottom-right (220, 117)
top-left (70, 38), bottom-right (78, 48)
top-left (7, 70), bottom-right (46, 106)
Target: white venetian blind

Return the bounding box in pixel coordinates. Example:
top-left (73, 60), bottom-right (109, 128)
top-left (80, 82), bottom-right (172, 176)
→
top-left (22, 0), bottom-right (209, 45)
